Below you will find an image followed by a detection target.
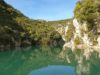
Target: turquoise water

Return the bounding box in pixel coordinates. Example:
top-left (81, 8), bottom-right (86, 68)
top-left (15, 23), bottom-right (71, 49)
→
top-left (0, 46), bottom-right (100, 75)
top-left (0, 46), bottom-right (69, 75)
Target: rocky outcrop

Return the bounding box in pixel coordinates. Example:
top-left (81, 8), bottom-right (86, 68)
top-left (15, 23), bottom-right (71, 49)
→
top-left (56, 18), bottom-right (100, 59)
top-left (55, 0), bottom-right (100, 58)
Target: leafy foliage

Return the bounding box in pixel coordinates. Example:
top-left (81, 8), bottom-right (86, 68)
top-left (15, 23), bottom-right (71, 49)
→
top-left (74, 0), bottom-right (100, 30)
top-left (0, 0), bottom-right (64, 49)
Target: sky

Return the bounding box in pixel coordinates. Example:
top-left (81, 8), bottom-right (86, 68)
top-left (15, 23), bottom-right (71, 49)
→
top-left (4, 0), bottom-right (77, 21)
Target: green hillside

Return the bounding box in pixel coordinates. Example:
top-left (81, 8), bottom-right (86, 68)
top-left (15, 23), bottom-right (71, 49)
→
top-left (74, 0), bottom-right (100, 31)
top-left (0, 0), bottom-right (65, 50)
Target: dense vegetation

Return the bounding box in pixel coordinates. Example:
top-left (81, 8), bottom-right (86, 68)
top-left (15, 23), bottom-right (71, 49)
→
top-left (74, 0), bottom-right (100, 31)
top-left (48, 19), bottom-right (71, 26)
top-left (0, 0), bottom-right (67, 50)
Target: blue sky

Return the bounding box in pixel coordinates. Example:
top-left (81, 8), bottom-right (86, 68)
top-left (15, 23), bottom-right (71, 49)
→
top-left (4, 0), bottom-right (77, 21)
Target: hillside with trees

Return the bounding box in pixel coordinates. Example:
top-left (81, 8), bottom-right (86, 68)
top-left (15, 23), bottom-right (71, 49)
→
top-left (74, 0), bottom-right (100, 31)
top-left (0, 0), bottom-right (68, 50)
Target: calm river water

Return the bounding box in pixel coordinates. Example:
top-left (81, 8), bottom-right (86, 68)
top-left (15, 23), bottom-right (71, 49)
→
top-left (0, 46), bottom-right (100, 75)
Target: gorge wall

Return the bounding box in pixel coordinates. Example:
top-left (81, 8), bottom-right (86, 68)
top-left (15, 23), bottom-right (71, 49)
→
top-left (56, 0), bottom-right (100, 59)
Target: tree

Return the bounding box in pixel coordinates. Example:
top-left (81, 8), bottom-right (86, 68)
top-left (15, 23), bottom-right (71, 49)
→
top-left (74, 0), bottom-right (100, 30)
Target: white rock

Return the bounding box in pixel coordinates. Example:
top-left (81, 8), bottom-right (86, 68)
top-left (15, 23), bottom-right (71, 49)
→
top-left (97, 36), bottom-right (100, 46)
top-left (73, 19), bottom-right (81, 38)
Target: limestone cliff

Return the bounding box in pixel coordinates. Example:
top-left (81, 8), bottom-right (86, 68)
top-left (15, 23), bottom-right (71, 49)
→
top-left (56, 0), bottom-right (100, 59)
top-left (56, 18), bottom-right (100, 60)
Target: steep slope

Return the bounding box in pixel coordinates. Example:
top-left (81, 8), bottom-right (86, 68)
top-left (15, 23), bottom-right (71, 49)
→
top-left (0, 0), bottom-right (64, 50)
top-left (0, 0), bottom-right (28, 49)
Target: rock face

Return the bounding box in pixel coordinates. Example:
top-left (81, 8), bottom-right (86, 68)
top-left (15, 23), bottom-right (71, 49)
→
top-left (56, 18), bottom-right (100, 59)
top-left (57, 0), bottom-right (100, 57)
top-left (97, 37), bottom-right (100, 46)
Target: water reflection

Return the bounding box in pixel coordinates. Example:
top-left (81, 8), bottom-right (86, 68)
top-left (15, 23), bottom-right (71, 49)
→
top-left (29, 66), bottom-right (75, 75)
top-left (61, 48), bottom-right (100, 75)
top-left (0, 46), bottom-right (66, 75)
top-left (0, 46), bottom-right (100, 75)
